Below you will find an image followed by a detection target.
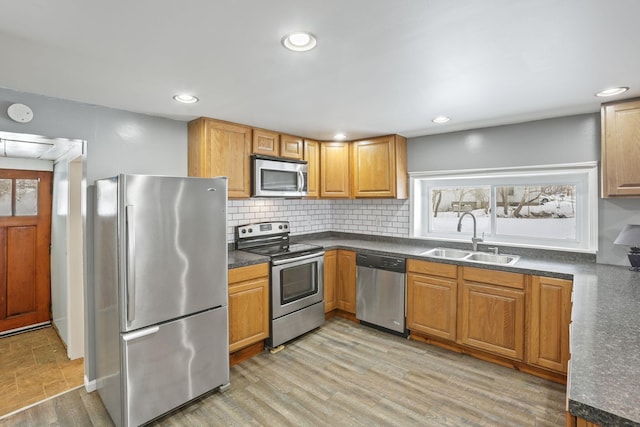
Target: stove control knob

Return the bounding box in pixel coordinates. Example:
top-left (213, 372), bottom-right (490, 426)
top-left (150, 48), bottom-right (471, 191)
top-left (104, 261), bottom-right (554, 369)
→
top-left (248, 228), bottom-right (253, 233)
top-left (284, 224), bottom-right (288, 229)
top-left (241, 229), bottom-right (246, 234)
top-left (278, 225), bottom-right (283, 230)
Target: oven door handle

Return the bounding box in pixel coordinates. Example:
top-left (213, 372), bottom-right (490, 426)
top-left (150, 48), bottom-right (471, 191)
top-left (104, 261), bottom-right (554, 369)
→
top-left (272, 251), bottom-right (325, 266)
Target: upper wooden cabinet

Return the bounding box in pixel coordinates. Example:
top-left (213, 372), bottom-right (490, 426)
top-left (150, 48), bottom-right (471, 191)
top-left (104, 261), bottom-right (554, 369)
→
top-left (351, 135), bottom-right (408, 199)
top-left (304, 139), bottom-right (320, 198)
top-left (188, 118), bottom-right (251, 198)
top-left (601, 98), bottom-right (640, 197)
top-left (320, 142), bottom-right (351, 198)
top-left (280, 134), bottom-right (304, 160)
top-left (527, 276), bottom-right (572, 373)
top-left (252, 128), bottom-right (280, 156)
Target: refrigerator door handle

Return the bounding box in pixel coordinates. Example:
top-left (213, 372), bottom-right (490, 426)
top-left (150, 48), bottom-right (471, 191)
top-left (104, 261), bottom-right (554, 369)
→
top-left (122, 326), bottom-right (160, 342)
top-left (126, 204), bottom-right (136, 323)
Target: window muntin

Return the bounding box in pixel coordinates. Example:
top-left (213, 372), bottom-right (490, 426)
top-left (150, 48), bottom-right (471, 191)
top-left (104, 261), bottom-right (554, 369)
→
top-left (410, 163), bottom-right (597, 252)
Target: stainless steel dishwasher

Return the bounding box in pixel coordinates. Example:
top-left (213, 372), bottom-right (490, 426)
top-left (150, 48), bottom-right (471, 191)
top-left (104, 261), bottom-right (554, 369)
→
top-left (356, 253), bottom-right (407, 335)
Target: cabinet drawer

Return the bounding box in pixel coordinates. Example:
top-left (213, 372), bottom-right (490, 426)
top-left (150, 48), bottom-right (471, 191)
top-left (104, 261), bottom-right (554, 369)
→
top-left (463, 266), bottom-right (524, 289)
top-left (229, 263), bottom-right (269, 284)
top-left (407, 259), bottom-right (457, 278)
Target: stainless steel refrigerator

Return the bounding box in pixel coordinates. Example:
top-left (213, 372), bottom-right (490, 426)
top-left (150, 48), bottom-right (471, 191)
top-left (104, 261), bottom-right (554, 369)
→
top-left (93, 174), bottom-right (229, 427)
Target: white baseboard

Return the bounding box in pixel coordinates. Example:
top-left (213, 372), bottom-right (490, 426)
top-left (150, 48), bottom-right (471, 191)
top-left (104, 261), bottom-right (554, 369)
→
top-left (84, 376), bottom-right (97, 392)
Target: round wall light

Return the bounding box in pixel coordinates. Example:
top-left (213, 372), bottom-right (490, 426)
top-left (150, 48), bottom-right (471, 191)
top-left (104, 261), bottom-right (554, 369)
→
top-left (333, 133), bottom-right (347, 141)
top-left (173, 94), bottom-right (199, 104)
top-left (281, 32), bottom-right (317, 52)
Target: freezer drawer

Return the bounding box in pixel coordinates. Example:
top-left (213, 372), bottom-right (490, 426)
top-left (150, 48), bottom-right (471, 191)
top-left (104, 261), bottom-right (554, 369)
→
top-left (120, 307), bottom-right (229, 427)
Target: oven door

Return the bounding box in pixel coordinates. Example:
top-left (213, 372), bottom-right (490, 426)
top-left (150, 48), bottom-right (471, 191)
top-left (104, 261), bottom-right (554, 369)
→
top-left (271, 252), bottom-right (324, 319)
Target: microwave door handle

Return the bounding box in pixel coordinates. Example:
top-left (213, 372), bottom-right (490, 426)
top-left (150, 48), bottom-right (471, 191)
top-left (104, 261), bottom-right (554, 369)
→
top-left (298, 171), bottom-right (304, 192)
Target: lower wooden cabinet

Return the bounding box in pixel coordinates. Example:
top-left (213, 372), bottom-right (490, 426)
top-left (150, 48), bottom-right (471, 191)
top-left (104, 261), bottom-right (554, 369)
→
top-left (228, 263), bottom-right (269, 353)
top-left (528, 276), bottom-right (572, 373)
top-left (407, 260), bottom-right (458, 341)
top-left (324, 250), bottom-right (337, 312)
top-left (336, 250), bottom-right (357, 313)
top-left (566, 413), bottom-right (602, 427)
top-left (459, 267), bottom-right (525, 360)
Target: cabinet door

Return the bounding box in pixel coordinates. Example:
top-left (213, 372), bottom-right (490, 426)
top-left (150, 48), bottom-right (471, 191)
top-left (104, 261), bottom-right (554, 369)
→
top-left (228, 264), bottom-right (269, 352)
top-left (602, 99), bottom-right (640, 197)
top-left (304, 139), bottom-right (320, 198)
top-left (351, 135), bottom-right (407, 199)
top-left (280, 134), bottom-right (304, 160)
top-left (352, 135), bottom-right (396, 198)
top-left (336, 250), bottom-right (356, 313)
top-left (324, 250), bottom-right (337, 313)
top-left (459, 282), bottom-right (525, 360)
top-left (252, 128), bottom-right (279, 156)
top-left (527, 276), bottom-right (572, 373)
top-left (320, 142), bottom-right (351, 198)
top-left (407, 273), bottom-right (457, 341)
top-left (187, 118), bottom-right (251, 198)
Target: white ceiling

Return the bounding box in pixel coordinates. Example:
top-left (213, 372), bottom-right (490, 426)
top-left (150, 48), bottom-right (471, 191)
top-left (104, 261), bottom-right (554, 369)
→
top-left (0, 0), bottom-right (638, 141)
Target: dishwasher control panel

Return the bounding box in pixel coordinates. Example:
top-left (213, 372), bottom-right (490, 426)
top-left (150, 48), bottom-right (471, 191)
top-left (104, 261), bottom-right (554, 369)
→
top-left (356, 253), bottom-right (406, 273)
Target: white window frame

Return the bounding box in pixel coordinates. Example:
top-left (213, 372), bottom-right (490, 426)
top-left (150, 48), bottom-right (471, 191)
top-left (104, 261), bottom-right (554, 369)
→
top-left (409, 162), bottom-right (598, 253)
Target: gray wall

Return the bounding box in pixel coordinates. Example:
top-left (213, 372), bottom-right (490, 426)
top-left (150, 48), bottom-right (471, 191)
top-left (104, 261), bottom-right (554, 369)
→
top-left (0, 88), bottom-right (187, 183)
top-left (407, 113), bottom-right (640, 266)
top-left (0, 87), bottom-right (188, 384)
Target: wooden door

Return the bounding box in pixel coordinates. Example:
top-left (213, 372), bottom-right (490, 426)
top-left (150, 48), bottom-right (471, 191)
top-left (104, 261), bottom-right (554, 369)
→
top-left (459, 281), bottom-right (525, 360)
top-left (320, 142), bottom-right (350, 198)
top-left (527, 276), bottom-right (572, 373)
top-left (228, 264), bottom-right (269, 352)
top-left (407, 272), bottom-right (457, 341)
top-left (304, 139), bottom-right (320, 199)
top-left (336, 250), bottom-right (356, 313)
top-left (252, 128), bottom-right (279, 156)
top-left (280, 134), bottom-right (304, 160)
top-left (601, 98), bottom-right (640, 197)
top-left (0, 170), bottom-right (52, 334)
top-left (323, 250), bottom-right (337, 313)
top-left (351, 136), bottom-right (396, 198)
top-left (187, 118), bottom-right (252, 198)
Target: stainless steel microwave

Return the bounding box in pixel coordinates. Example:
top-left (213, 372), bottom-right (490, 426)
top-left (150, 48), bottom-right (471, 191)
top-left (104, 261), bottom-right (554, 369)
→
top-left (251, 155), bottom-right (308, 198)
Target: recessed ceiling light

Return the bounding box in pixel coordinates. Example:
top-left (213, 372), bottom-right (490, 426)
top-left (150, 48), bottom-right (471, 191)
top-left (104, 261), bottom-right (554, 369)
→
top-left (281, 32), bottom-right (317, 52)
top-left (173, 94), bottom-right (199, 104)
top-left (595, 87), bottom-right (629, 97)
top-left (333, 133), bottom-right (346, 141)
top-left (432, 116), bottom-right (451, 124)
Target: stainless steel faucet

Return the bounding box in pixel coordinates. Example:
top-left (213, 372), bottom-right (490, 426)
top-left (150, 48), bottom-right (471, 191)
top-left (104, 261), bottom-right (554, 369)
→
top-left (457, 211), bottom-right (483, 251)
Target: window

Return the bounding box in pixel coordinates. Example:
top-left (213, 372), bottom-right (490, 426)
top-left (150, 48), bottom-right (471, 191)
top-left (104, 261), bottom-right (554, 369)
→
top-left (410, 162), bottom-right (598, 252)
top-left (0, 178), bottom-right (39, 217)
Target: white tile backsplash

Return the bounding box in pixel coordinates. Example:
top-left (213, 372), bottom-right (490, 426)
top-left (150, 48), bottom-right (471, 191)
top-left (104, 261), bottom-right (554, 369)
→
top-left (226, 198), bottom-right (409, 242)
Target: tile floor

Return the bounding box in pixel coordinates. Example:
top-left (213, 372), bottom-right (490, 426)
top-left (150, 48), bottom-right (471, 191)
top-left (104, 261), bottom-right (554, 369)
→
top-left (0, 326), bottom-right (84, 417)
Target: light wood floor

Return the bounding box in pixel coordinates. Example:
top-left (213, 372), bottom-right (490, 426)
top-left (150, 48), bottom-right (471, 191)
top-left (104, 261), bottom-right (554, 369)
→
top-left (0, 318), bottom-right (566, 426)
top-left (0, 326), bottom-right (84, 417)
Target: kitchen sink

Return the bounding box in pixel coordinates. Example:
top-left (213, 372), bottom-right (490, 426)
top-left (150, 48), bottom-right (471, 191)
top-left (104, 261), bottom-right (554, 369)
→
top-left (421, 247), bottom-right (519, 266)
top-left (422, 248), bottom-right (471, 259)
top-left (464, 253), bottom-right (519, 265)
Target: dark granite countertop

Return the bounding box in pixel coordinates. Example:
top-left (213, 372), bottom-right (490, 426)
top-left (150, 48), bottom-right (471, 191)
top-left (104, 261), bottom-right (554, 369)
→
top-left (228, 234), bottom-right (640, 426)
top-left (228, 249), bottom-right (269, 268)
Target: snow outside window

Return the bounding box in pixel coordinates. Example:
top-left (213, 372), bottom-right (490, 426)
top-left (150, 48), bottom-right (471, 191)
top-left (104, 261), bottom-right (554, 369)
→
top-left (410, 162), bottom-right (598, 253)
